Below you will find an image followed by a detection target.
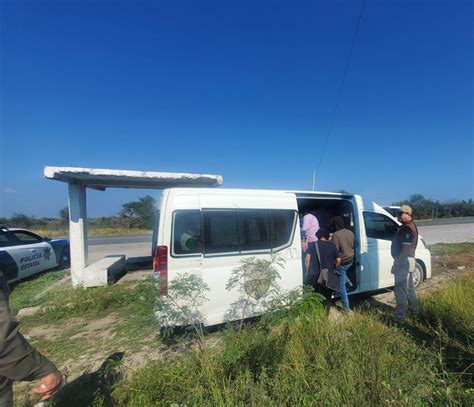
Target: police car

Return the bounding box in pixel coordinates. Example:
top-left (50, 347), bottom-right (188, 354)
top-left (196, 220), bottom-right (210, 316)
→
top-left (0, 227), bottom-right (70, 283)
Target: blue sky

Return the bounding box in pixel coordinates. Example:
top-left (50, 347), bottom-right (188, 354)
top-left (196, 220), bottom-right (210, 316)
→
top-left (1, 0), bottom-right (472, 217)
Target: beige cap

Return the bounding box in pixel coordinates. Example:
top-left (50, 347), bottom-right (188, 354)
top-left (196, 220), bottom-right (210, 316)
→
top-left (399, 205), bottom-right (413, 216)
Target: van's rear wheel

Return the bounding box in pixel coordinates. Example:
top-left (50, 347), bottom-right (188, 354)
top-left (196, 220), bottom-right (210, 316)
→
top-left (412, 262), bottom-right (424, 289)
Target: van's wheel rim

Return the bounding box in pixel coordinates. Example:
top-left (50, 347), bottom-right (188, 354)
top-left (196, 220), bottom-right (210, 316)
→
top-left (412, 264), bottom-right (423, 289)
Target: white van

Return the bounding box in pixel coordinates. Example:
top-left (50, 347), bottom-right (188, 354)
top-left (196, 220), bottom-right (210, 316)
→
top-left (152, 188), bottom-right (431, 326)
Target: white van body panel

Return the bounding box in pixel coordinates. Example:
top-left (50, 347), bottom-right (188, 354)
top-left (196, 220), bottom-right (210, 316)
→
top-left (158, 189), bottom-right (302, 326)
top-left (155, 188), bottom-right (432, 326)
top-left (358, 199), bottom-right (432, 289)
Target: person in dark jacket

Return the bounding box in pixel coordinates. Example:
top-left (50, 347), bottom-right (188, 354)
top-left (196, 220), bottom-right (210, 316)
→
top-left (0, 272), bottom-right (62, 406)
top-left (304, 228), bottom-right (341, 307)
top-left (391, 205), bottom-right (419, 322)
top-left (331, 216), bottom-right (355, 311)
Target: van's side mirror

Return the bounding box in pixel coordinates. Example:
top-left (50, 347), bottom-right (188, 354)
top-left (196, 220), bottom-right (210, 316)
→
top-left (44, 237), bottom-right (51, 242)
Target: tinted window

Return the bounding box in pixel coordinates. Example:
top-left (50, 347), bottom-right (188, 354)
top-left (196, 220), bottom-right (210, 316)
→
top-left (239, 210), bottom-right (271, 252)
top-left (0, 233), bottom-right (10, 247)
top-left (11, 231), bottom-right (43, 245)
top-left (203, 210), bottom-right (239, 254)
top-left (270, 210), bottom-right (297, 250)
top-left (172, 211), bottom-right (202, 255)
top-left (363, 212), bottom-right (398, 241)
top-left (172, 209), bottom-right (297, 256)
top-left (383, 207), bottom-right (400, 218)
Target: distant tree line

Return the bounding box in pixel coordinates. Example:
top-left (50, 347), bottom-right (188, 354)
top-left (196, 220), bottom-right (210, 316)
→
top-left (0, 195), bottom-right (157, 231)
top-left (393, 194), bottom-right (474, 219)
top-left (1, 194), bottom-right (472, 231)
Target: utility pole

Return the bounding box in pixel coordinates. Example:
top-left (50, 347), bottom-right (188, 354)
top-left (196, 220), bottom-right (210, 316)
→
top-left (312, 170), bottom-right (316, 191)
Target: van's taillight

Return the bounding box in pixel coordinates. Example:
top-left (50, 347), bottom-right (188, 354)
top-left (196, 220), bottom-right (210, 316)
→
top-left (153, 245), bottom-right (168, 295)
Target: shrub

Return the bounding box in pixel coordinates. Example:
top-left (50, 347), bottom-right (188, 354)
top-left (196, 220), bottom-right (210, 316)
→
top-left (113, 312), bottom-right (442, 405)
top-left (419, 273), bottom-right (474, 346)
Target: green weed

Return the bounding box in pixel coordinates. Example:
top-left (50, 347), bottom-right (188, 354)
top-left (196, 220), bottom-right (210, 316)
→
top-left (9, 271), bottom-right (66, 314)
top-left (419, 273), bottom-right (474, 346)
top-left (112, 312), bottom-right (444, 405)
top-left (20, 278), bottom-right (156, 326)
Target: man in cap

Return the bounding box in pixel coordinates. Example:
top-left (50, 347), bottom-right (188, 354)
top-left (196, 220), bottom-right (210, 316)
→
top-left (0, 271), bottom-right (62, 406)
top-left (390, 204), bottom-right (419, 323)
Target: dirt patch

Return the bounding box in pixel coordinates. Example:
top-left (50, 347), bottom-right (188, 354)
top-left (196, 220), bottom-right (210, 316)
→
top-left (26, 314), bottom-right (118, 340)
top-left (432, 251), bottom-right (474, 270)
top-left (70, 316), bottom-right (118, 340)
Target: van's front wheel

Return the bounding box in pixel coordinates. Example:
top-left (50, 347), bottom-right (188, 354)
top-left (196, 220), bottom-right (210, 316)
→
top-left (412, 262), bottom-right (424, 289)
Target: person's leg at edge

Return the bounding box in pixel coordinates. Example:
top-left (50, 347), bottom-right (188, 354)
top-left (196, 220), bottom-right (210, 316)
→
top-left (394, 270), bottom-right (409, 322)
top-left (407, 272), bottom-right (419, 316)
top-left (0, 376), bottom-right (13, 407)
top-left (337, 263), bottom-right (351, 311)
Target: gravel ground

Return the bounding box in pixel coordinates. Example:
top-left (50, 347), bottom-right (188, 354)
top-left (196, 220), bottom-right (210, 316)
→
top-left (418, 223), bottom-right (474, 245)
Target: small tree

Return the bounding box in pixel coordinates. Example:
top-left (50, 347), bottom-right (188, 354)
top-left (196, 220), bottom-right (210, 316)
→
top-left (225, 254), bottom-right (285, 331)
top-left (119, 195), bottom-right (156, 229)
top-left (154, 273), bottom-right (210, 345)
top-left (59, 207), bottom-right (69, 226)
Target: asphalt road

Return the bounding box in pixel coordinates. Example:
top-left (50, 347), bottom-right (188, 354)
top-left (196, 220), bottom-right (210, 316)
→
top-left (88, 218), bottom-right (474, 246)
top-left (417, 217), bottom-right (474, 226)
top-left (86, 219), bottom-right (473, 264)
top-left (88, 234), bottom-right (152, 245)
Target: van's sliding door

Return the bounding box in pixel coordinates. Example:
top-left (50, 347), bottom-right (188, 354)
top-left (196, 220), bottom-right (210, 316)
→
top-left (199, 192), bottom-right (302, 326)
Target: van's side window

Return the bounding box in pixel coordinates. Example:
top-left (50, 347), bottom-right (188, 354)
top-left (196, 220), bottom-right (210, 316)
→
top-left (270, 210), bottom-right (297, 250)
top-left (172, 210), bottom-right (202, 255)
top-left (203, 210), bottom-right (240, 254)
top-left (363, 212), bottom-right (398, 241)
top-left (239, 210), bottom-right (271, 252)
top-left (172, 209), bottom-right (297, 257)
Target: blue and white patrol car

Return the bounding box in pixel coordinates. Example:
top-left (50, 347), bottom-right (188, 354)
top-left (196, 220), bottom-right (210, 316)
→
top-left (0, 227), bottom-right (70, 283)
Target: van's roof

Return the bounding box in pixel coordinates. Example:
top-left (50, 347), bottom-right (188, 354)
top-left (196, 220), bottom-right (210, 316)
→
top-left (165, 187), bottom-right (354, 197)
top-left (163, 188), bottom-right (393, 216)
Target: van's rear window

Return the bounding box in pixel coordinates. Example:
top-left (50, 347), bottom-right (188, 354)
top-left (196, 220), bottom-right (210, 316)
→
top-left (172, 210), bottom-right (202, 255)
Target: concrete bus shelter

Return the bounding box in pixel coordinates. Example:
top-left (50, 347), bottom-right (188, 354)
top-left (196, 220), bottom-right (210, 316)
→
top-left (44, 166), bottom-right (223, 287)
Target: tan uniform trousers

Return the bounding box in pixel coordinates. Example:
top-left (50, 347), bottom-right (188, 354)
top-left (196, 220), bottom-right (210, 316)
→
top-left (393, 257), bottom-right (419, 322)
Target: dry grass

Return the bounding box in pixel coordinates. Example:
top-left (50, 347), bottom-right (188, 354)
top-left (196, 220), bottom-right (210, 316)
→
top-left (31, 228), bottom-right (152, 238)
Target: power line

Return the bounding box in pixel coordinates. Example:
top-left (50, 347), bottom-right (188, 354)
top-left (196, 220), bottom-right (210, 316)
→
top-left (314, 0), bottom-right (366, 185)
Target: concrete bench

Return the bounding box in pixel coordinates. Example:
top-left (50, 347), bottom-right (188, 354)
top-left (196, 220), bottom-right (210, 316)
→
top-left (83, 255), bottom-right (126, 287)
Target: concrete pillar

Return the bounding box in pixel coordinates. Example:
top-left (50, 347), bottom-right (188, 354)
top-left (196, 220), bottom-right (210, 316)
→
top-left (68, 183), bottom-right (88, 287)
